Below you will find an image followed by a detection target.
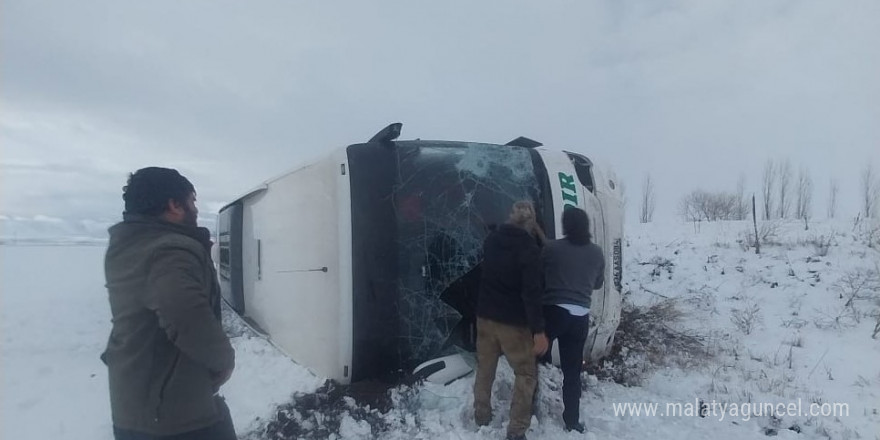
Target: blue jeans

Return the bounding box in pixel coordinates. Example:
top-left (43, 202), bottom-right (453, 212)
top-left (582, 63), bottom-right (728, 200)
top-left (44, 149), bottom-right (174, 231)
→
top-left (540, 305), bottom-right (589, 426)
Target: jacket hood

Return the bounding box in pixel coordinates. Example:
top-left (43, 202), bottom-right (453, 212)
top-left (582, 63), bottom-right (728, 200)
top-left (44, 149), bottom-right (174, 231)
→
top-left (108, 214), bottom-right (212, 250)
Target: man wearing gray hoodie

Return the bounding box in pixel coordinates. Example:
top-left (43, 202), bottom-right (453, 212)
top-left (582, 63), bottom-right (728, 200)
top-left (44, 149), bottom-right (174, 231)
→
top-left (540, 207), bottom-right (605, 433)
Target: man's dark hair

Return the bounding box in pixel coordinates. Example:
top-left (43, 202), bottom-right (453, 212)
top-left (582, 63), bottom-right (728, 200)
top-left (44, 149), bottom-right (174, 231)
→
top-left (123, 167), bottom-right (195, 216)
top-left (562, 207), bottom-right (591, 245)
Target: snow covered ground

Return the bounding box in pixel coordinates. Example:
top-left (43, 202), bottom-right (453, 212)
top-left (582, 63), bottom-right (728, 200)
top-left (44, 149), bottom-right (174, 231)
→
top-left (2, 219), bottom-right (878, 440)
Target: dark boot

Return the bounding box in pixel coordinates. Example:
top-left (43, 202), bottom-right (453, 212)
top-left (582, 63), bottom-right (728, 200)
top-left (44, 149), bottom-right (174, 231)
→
top-left (565, 421), bottom-right (585, 433)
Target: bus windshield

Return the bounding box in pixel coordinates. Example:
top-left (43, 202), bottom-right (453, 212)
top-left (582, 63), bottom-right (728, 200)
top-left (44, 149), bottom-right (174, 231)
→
top-left (348, 141), bottom-right (552, 379)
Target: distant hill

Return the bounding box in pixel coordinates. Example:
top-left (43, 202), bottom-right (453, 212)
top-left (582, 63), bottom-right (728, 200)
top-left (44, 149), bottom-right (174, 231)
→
top-left (0, 214), bottom-right (218, 245)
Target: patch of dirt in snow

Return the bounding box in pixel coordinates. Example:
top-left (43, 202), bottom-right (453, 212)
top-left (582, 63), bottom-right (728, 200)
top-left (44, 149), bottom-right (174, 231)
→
top-left (257, 381), bottom-right (418, 440)
top-left (588, 300), bottom-right (711, 386)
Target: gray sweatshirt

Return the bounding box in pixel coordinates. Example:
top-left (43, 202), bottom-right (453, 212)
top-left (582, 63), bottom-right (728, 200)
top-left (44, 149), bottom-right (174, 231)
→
top-left (541, 239), bottom-right (606, 309)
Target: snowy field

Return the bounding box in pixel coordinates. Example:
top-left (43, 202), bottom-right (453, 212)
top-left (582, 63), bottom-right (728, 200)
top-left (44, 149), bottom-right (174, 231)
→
top-left (2, 219), bottom-right (878, 440)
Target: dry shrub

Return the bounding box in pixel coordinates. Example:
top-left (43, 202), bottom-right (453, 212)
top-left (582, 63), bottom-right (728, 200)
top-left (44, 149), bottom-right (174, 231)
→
top-left (742, 221), bottom-right (782, 250)
top-left (806, 234), bottom-right (834, 256)
top-left (588, 300), bottom-right (709, 386)
top-left (853, 217), bottom-right (880, 249)
top-left (258, 381), bottom-right (422, 440)
top-left (813, 268), bottom-right (880, 334)
top-left (833, 268), bottom-right (880, 325)
top-left (872, 312), bottom-right (880, 339)
top-left (730, 298), bottom-right (763, 335)
top-left (638, 256), bottom-right (675, 280)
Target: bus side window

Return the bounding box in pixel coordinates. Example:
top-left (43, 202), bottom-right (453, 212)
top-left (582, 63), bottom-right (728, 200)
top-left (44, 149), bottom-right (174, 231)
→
top-left (565, 152), bottom-right (595, 193)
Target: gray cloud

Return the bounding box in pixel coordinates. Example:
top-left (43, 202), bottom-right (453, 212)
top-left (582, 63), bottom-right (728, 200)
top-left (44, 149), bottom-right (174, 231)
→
top-left (2, 0), bottom-right (878, 232)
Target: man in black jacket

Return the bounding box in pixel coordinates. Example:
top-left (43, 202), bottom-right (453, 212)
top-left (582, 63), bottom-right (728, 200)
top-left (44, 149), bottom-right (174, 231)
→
top-left (103, 167), bottom-right (236, 440)
top-left (473, 201), bottom-right (548, 440)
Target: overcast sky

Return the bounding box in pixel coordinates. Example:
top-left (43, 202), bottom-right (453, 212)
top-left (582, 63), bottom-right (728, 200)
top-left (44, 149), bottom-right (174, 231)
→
top-left (2, 0), bottom-right (879, 229)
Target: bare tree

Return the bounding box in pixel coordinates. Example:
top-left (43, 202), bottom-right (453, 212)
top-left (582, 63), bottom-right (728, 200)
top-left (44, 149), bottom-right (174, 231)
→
top-left (828, 178), bottom-right (839, 219)
top-left (778, 159), bottom-right (793, 219)
top-left (735, 174), bottom-right (748, 220)
top-left (680, 190), bottom-right (739, 222)
top-left (640, 174), bottom-right (655, 223)
top-left (795, 166), bottom-right (813, 220)
top-left (762, 160), bottom-right (776, 220)
top-left (862, 163), bottom-right (880, 218)
top-left (680, 192), bottom-right (704, 222)
top-left (680, 192), bottom-right (702, 224)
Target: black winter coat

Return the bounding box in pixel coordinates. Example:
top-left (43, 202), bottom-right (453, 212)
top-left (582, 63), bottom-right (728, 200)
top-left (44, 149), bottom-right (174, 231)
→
top-left (476, 224), bottom-right (545, 333)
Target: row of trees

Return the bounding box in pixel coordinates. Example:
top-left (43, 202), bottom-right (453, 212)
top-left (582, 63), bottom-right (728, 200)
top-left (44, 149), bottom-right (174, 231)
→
top-left (636, 160), bottom-right (880, 223)
top-left (761, 159), bottom-right (814, 220)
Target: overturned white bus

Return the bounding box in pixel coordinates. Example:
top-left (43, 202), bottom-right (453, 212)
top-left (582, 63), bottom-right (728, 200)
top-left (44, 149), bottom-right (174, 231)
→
top-left (217, 123), bottom-right (624, 384)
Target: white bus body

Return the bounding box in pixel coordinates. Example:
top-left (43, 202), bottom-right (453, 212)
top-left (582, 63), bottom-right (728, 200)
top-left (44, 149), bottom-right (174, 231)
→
top-left (218, 127), bottom-right (623, 384)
